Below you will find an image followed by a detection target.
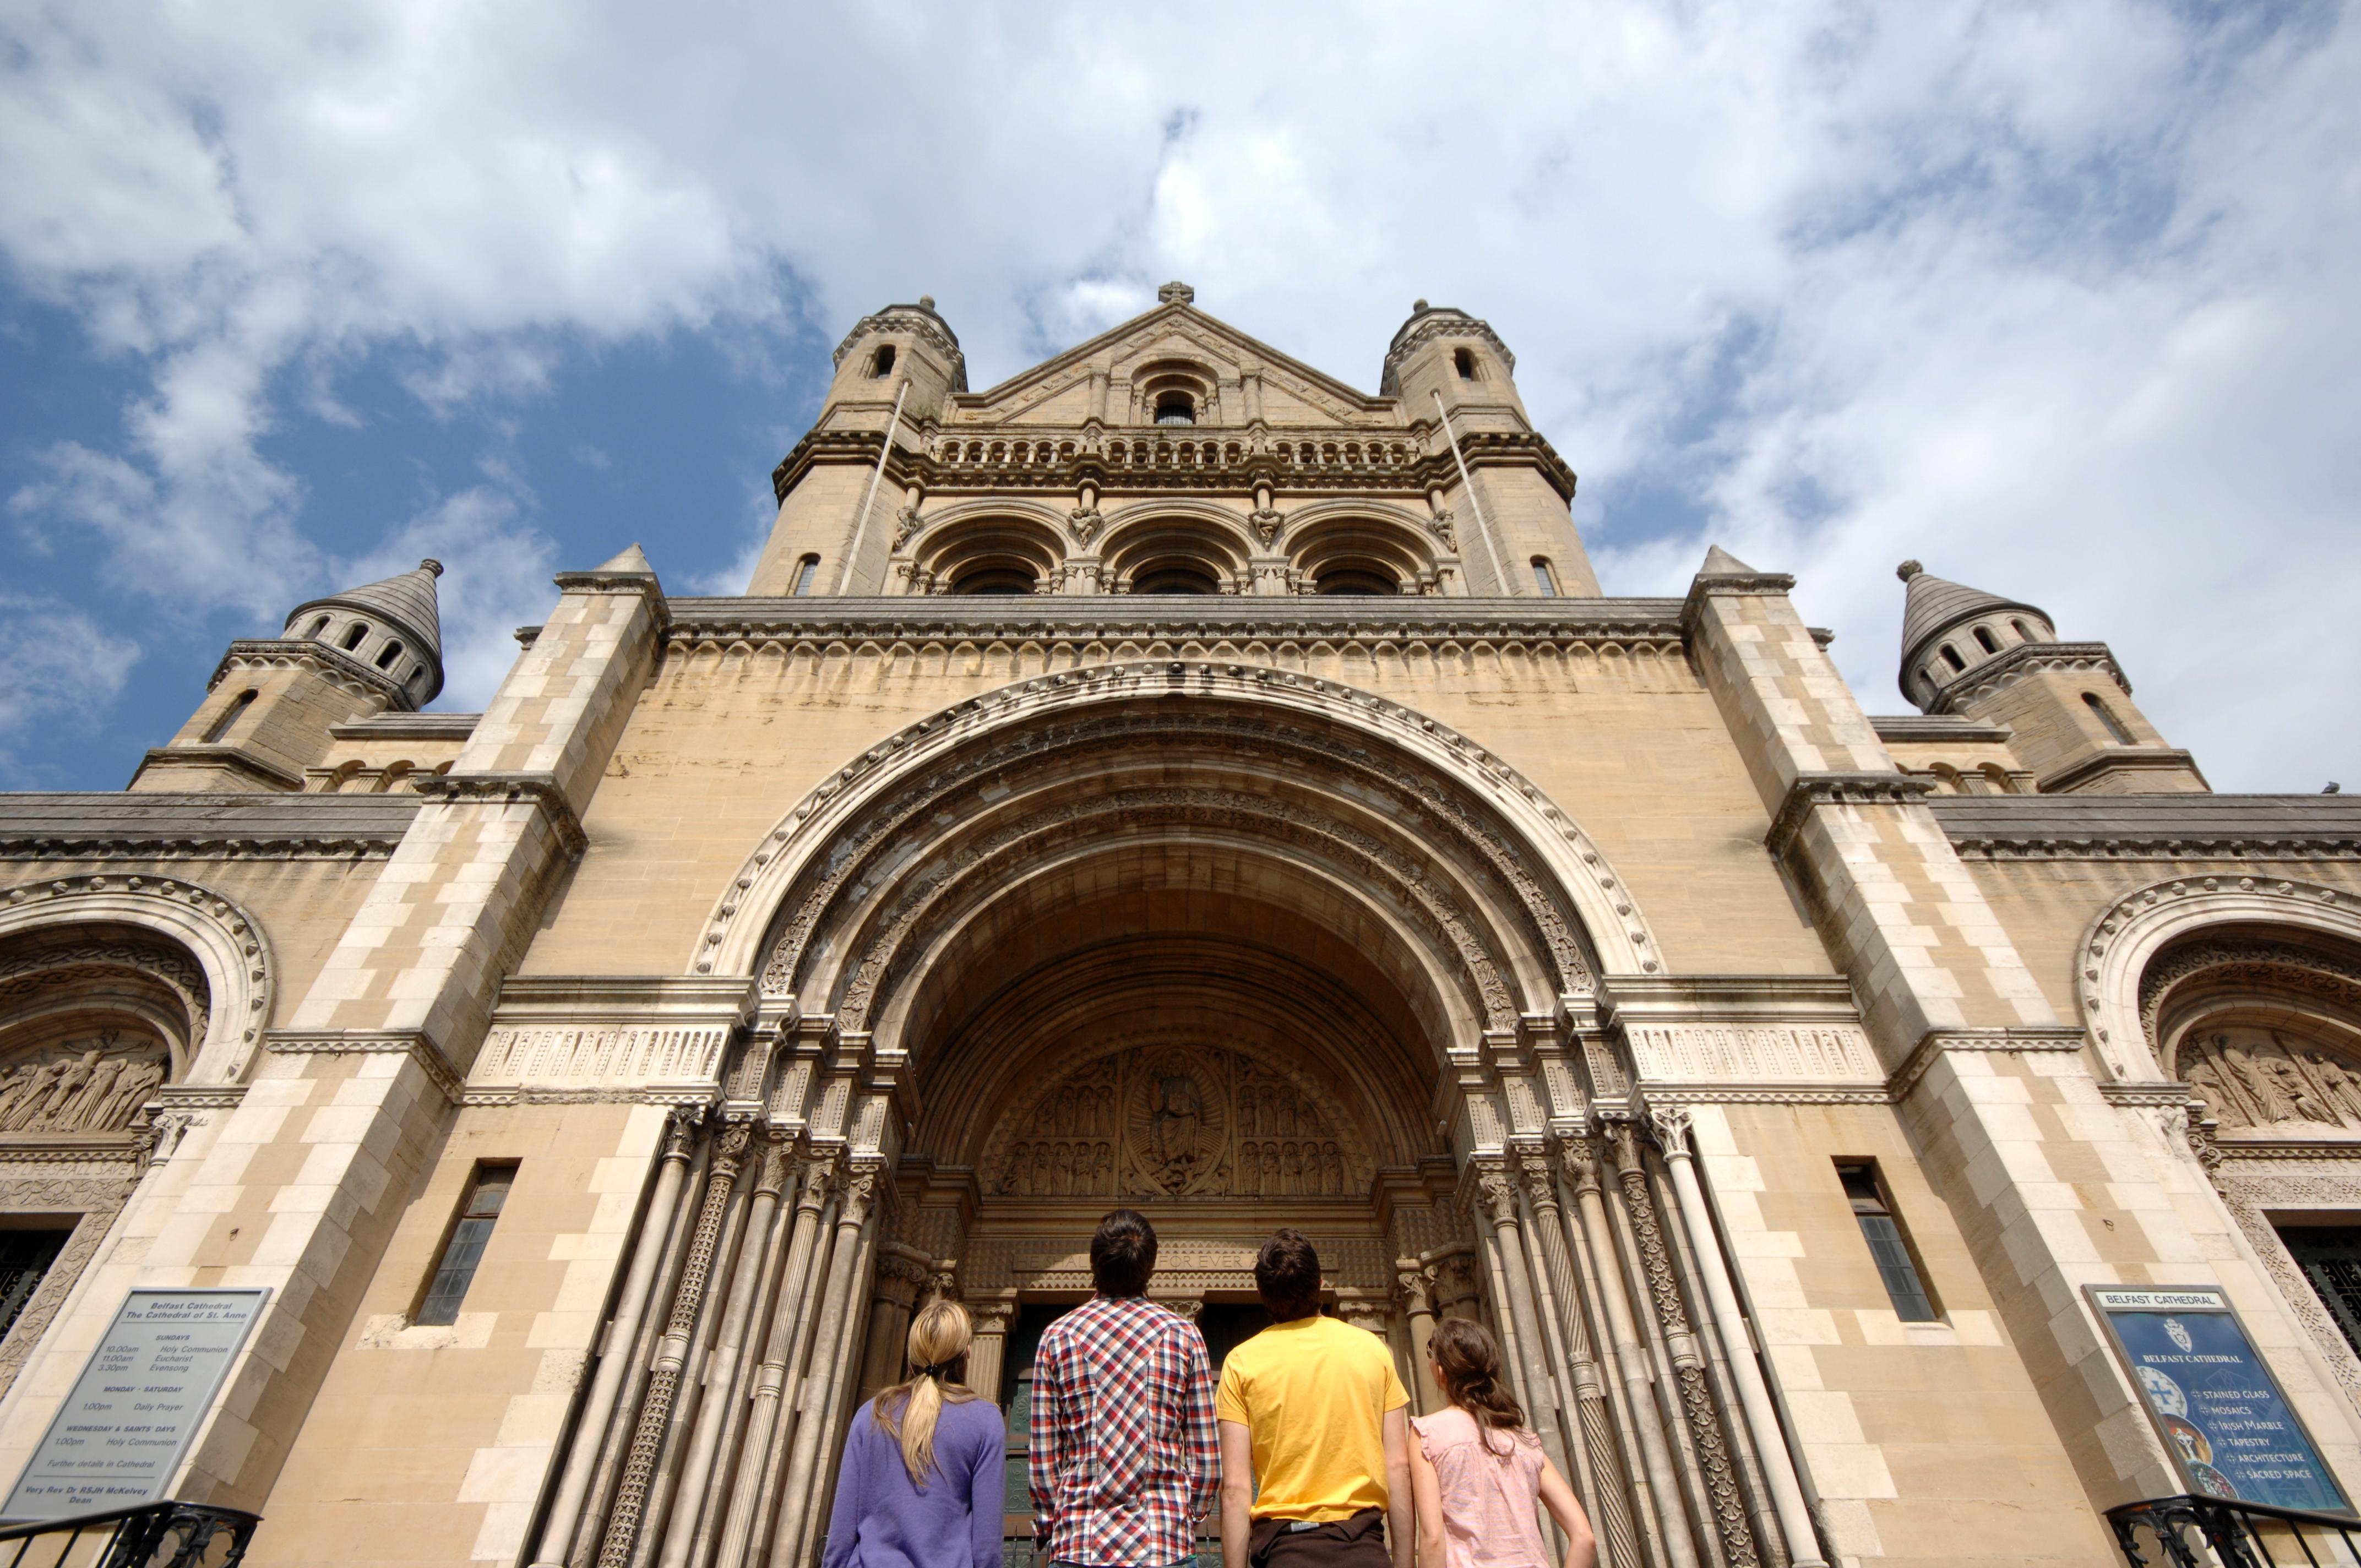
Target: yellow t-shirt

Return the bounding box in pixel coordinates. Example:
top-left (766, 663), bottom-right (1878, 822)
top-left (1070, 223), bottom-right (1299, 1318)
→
top-left (1214, 1314), bottom-right (1410, 1521)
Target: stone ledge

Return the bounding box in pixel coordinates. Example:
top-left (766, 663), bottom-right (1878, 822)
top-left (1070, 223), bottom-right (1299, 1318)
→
top-left (411, 771), bottom-right (587, 857)
top-left (1933, 793), bottom-right (2361, 860)
top-left (328, 712), bottom-right (481, 741)
top-left (0, 793), bottom-right (422, 861)
top-left (1925, 640), bottom-right (2131, 714)
top-left (1763, 771), bottom-right (1935, 859)
top-left (1869, 714), bottom-right (2016, 744)
top-left (2036, 747), bottom-right (2210, 796)
top-left (263, 1028), bottom-right (467, 1104)
top-left (127, 745), bottom-right (307, 794)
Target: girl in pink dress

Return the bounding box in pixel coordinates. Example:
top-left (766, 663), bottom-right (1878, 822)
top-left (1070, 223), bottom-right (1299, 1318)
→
top-left (1407, 1319), bottom-right (1596, 1568)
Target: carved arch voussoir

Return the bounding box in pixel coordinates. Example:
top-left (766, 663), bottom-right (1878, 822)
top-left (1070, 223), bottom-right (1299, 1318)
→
top-left (698, 663), bottom-right (1655, 992)
top-left (2079, 876), bottom-right (2361, 1084)
top-left (0, 875), bottom-right (275, 1086)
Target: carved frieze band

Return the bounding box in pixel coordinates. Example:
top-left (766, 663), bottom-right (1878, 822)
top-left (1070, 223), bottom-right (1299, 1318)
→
top-left (1620, 1022), bottom-right (1881, 1087)
top-left (469, 1026), bottom-right (731, 1094)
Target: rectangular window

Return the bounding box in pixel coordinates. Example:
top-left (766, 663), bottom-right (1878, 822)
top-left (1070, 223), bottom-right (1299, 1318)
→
top-left (0, 1228), bottom-right (72, 1343)
top-left (2280, 1224), bottom-right (2361, 1359)
top-left (416, 1164), bottom-right (515, 1326)
top-left (1837, 1162), bottom-right (1939, 1321)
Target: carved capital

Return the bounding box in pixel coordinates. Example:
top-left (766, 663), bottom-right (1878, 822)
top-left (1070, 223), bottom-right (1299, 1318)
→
top-left (1516, 1152), bottom-right (1560, 1216)
top-left (839, 1166), bottom-right (880, 1226)
top-left (753, 1130), bottom-right (792, 1197)
top-left (1475, 1165), bottom-right (1520, 1229)
top-left (1648, 1103), bottom-right (1695, 1159)
top-left (662, 1102), bottom-right (707, 1160)
top-left (968, 1303), bottom-right (1013, 1337)
top-left (1557, 1135), bottom-right (1601, 1195)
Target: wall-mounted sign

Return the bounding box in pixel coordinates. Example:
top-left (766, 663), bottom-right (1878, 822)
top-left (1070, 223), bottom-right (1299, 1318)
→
top-left (2088, 1284), bottom-right (2349, 1512)
top-left (2, 1288), bottom-right (269, 1520)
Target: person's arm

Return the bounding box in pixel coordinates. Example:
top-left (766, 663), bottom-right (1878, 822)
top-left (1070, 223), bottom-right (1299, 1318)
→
top-left (1536, 1457), bottom-right (1597, 1568)
top-left (1382, 1406), bottom-right (1413, 1568)
top-left (1219, 1418), bottom-right (1256, 1568)
top-left (970, 1403), bottom-right (1008, 1568)
top-left (1405, 1421), bottom-right (1446, 1568)
top-left (1182, 1327), bottom-right (1222, 1525)
top-left (1027, 1346), bottom-right (1059, 1549)
top-left (820, 1413), bottom-right (868, 1568)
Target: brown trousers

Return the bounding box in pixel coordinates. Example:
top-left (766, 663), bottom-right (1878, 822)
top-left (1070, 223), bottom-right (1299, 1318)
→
top-left (1248, 1509), bottom-right (1389, 1568)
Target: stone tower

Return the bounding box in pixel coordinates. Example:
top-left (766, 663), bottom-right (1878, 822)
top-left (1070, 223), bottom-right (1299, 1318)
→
top-left (129, 559), bottom-right (446, 792)
top-left (1895, 558), bottom-right (2206, 793)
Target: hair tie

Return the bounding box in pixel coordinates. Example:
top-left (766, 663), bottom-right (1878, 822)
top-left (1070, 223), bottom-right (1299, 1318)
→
top-left (915, 1361), bottom-right (951, 1379)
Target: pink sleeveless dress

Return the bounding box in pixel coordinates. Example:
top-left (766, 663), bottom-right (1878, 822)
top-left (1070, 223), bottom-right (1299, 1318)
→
top-left (1411, 1407), bottom-right (1551, 1568)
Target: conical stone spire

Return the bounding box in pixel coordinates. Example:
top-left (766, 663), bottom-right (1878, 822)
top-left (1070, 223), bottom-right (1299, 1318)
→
top-left (284, 558), bottom-right (447, 703)
top-left (1698, 544), bottom-right (1759, 576)
top-left (1895, 558), bottom-right (2053, 705)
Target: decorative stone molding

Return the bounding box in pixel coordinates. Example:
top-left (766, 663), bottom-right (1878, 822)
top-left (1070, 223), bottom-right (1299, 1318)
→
top-left (0, 1171), bottom-right (138, 1401)
top-left (1924, 640), bottom-right (2131, 715)
top-left (700, 659), bottom-right (1658, 987)
top-left (2034, 747), bottom-right (2207, 796)
top-left (411, 771), bottom-right (589, 856)
top-left (1762, 772), bottom-right (1936, 861)
top-left (2207, 1158), bottom-right (2361, 1407)
top-left (1599, 976), bottom-right (1881, 1093)
top-left (204, 638), bottom-right (415, 709)
top-left (1381, 310), bottom-right (1517, 383)
top-left (264, 1028), bottom-right (466, 1104)
top-left (969, 1235), bottom-right (1387, 1296)
top-left (1937, 799), bottom-right (2361, 862)
top-left (0, 873), bottom-right (274, 1084)
top-left (2077, 877), bottom-right (2361, 1082)
top-left (1886, 1026), bottom-right (2090, 1101)
top-left (831, 306), bottom-right (967, 386)
top-left (0, 796), bottom-right (418, 862)
top-left (469, 974), bottom-right (750, 1103)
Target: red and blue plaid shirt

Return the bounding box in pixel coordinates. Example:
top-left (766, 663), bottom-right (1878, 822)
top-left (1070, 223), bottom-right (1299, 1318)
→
top-left (1029, 1295), bottom-right (1220, 1565)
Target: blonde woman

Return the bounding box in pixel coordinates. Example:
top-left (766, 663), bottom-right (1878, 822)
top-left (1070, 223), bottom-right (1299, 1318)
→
top-left (823, 1299), bottom-right (1007, 1568)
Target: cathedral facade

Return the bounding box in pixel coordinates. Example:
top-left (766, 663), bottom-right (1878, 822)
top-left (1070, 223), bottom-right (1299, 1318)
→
top-left (2, 285), bottom-right (2359, 1568)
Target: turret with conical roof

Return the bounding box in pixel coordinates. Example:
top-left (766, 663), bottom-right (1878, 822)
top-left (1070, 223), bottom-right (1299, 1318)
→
top-left (1891, 559), bottom-right (2205, 795)
top-left (130, 558), bottom-right (451, 793)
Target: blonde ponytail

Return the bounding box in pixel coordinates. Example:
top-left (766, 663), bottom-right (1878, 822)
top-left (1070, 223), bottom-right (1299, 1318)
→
top-left (871, 1298), bottom-right (981, 1487)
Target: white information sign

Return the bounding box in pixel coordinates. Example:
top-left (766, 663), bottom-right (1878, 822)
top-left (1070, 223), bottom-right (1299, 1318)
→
top-left (3, 1288), bottom-right (268, 1520)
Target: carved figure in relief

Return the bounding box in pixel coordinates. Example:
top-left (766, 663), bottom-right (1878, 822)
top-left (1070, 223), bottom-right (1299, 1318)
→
top-left (0, 1037), bottom-right (168, 1134)
top-left (1151, 1074), bottom-right (1204, 1182)
top-left (2181, 1026), bottom-right (2361, 1134)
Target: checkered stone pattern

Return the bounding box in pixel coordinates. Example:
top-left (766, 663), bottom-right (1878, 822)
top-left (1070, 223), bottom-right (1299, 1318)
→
top-left (455, 584), bottom-right (664, 810)
top-left (1691, 587), bottom-right (1890, 802)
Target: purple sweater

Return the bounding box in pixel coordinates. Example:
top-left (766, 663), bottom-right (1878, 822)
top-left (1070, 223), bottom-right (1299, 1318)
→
top-left (822, 1394), bottom-right (1006, 1568)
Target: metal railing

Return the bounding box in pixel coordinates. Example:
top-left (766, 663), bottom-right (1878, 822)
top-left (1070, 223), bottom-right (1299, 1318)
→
top-left (2110, 1494), bottom-right (2361, 1568)
top-left (0, 1502), bottom-right (260, 1568)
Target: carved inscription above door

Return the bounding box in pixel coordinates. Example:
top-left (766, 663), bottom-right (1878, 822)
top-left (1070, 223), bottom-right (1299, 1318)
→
top-left (986, 1043), bottom-right (1372, 1199)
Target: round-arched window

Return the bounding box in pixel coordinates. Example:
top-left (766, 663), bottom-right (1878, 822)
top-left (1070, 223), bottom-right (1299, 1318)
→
top-left (1155, 393), bottom-right (1196, 427)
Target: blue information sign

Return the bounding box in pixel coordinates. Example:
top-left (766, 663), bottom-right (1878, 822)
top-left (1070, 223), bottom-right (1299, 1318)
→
top-left (2090, 1285), bottom-right (2349, 1512)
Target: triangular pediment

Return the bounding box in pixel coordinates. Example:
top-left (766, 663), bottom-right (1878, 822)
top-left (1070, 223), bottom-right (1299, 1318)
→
top-left (956, 302), bottom-right (1391, 427)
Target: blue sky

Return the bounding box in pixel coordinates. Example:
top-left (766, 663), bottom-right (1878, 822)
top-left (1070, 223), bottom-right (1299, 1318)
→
top-left (3, 1), bottom-right (2357, 792)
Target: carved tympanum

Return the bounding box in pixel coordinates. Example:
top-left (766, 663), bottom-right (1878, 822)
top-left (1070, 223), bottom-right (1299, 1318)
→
top-left (990, 1043), bottom-right (1369, 1200)
top-left (0, 1035), bottom-right (167, 1135)
top-left (2179, 1027), bottom-right (2361, 1134)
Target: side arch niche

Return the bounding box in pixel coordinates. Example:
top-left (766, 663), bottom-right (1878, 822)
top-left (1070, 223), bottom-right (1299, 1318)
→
top-left (900, 504), bottom-right (1067, 596)
top-left (1282, 501), bottom-right (1448, 596)
top-left (1098, 502), bottom-right (1253, 595)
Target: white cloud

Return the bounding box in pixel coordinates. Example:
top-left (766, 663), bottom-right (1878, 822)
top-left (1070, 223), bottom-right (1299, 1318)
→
top-left (0, 595), bottom-right (142, 786)
top-left (339, 487), bottom-right (559, 711)
top-left (1, 1), bottom-right (2355, 787)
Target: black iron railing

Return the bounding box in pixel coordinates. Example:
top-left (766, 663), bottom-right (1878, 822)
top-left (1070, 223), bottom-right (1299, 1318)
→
top-left (2109, 1494), bottom-right (2361, 1567)
top-left (0, 1501), bottom-right (260, 1568)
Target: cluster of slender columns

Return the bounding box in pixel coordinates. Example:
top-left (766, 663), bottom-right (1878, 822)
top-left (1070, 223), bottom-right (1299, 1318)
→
top-left (526, 1112), bottom-right (884, 1568)
top-left (1446, 1117), bottom-right (1829, 1568)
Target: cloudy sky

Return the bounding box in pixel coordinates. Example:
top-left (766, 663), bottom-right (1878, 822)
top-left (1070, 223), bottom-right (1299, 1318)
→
top-left (3, 1), bottom-right (2355, 792)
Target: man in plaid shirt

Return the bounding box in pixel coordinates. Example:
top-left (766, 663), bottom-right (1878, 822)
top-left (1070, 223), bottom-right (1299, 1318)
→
top-left (1030, 1210), bottom-right (1220, 1567)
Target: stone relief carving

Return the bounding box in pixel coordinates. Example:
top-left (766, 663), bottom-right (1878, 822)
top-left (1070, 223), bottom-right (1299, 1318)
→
top-left (470, 1027), bottom-right (730, 1090)
top-left (0, 1037), bottom-right (166, 1134)
top-left (2178, 1027), bottom-right (2361, 1134)
top-left (1621, 1022), bottom-right (1880, 1085)
top-left (1247, 507), bottom-right (1286, 548)
top-left (2144, 939), bottom-right (2361, 1066)
top-left (988, 1043), bottom-right (1371, 1200)
top-left (1066, 505), bottom-right (1104, 546)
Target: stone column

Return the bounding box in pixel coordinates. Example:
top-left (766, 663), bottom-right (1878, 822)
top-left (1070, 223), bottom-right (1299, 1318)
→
top-left (1520, 1152), bottom-right (1644, 1568)
top-left (1394, 1265), bottom-right (1440, 1414)
top-left (662, 1131), bottom-right (792, 1568)
top-left (737, 1168), bottom-right (845, 1568)
top-left (966, 1302), bottom-right (1013, 1407)
top-left (859, 1249), bottom-right (933, 1400)
top-left (772, 1166), bottom-right (879, 1568)
top-left (1474, 1166), bottom-right (1578, 1498)
top-left (1565, 1136), bottom-right (1698, 1568)
top-left (529, 1106), bottom-right (700, 1568)
top-left (1607, 1125), bottom-right (1754, 1568)
top-left (1508, 1156), bottom-right (1602, 1510)
top-left (792, 1192), bottom-right (884, 1566)
top-left (1651, 1107), bottom-right (1823, 1568)
top-left (599, 1120), bottom-right (753, 1568)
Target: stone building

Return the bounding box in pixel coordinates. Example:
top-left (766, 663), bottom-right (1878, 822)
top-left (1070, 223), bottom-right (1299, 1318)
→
top-left (2, 284), bottom-right (2359, 1568)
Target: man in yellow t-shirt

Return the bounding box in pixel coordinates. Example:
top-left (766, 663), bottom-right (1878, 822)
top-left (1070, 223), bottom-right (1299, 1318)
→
top-left (1216, 1229), bottom-right (1411, 1568)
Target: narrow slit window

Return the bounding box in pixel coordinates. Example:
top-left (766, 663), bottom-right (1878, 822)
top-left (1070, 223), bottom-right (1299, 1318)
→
top-left (1940, 644), bottom-right (1965, 672)
top-left (1973, 626), bottom-right (1999, 655)
top-left (2010, 619), bottom-right (2035, 643)
top-left (1531, 558), bottom-right (1558, 597)
top-left (307, 615), bottom-right (332, 639)
top-left (0, 1228), bottom-right (73, 1343)
top-left (375, 640), bottom-right (404, 670)
top-left (201, 689), bottom-right (257, 744)
top-left (792, 555), bottom-right (820, 597)
top-left (416, 1164), bottom-right (516, 1326)
top-left (1837, 1162), bottom-right (1939, 1321)
top-left (872, 345), bottom-right (896, 377)
top-left (1454, 347), bottom-right (1477, 380)
top-left (2085, 692), bottom-right (2135, 744)
top-left (341, 623), bottom-right (368, 652)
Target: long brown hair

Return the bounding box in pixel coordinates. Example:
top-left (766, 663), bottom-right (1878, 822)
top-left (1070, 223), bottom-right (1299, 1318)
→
top-left (1428, 1317), bottom-right (1529, 1456)
top-left (871, 1299), bottom-right (982, 1485)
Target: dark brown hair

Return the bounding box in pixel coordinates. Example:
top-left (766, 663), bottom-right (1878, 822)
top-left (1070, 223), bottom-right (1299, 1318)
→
top-left (1254, 1228), bottom-right (1323, 1321)
top-left (1428, 1317), bottom-right (1527, 1455)
top-left (1091, 1209), bottom-right (1157, 1298)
